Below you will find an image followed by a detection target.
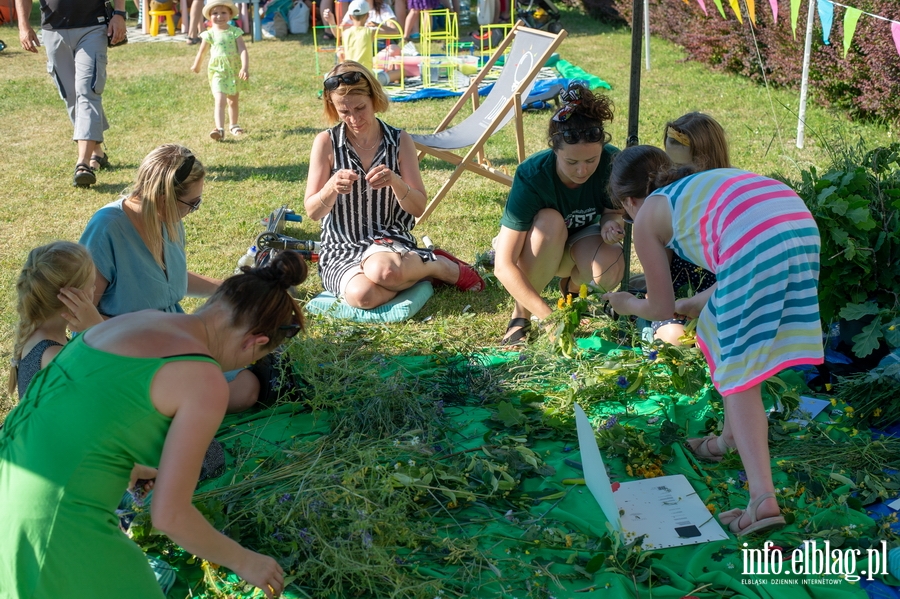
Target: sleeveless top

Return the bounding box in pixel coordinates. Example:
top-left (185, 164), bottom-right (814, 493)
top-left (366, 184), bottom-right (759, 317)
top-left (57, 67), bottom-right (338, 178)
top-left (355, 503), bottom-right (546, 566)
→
top-left (16, 339), bottom-right (64, 398)
top-left (318, 119), bottom-right (417, 294)
top-left (0, 334), bottom-right (220, 599)
top-left (652, 168), bottom-right (823, 395)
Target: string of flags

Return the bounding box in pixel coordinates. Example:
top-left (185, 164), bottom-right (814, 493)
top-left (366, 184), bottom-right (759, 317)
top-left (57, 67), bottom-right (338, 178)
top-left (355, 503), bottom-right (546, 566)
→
top-left (688, 0), bottom-right (900, 58)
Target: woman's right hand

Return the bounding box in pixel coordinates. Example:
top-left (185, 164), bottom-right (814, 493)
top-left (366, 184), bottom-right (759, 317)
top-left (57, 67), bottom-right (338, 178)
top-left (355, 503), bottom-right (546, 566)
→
top-left (329, 168), bottom-right (359, 196)
top-left (235, 550), bottom-right (285, 599)
top-left (58, 286), bottom-right (104, 332)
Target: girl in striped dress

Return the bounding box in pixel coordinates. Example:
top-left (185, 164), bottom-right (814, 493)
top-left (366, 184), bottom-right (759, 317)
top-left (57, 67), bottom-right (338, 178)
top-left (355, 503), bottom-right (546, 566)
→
top-left (304, 62), bottom-right (484, 309)
top-left (604, 145), bottom-right (823, 537)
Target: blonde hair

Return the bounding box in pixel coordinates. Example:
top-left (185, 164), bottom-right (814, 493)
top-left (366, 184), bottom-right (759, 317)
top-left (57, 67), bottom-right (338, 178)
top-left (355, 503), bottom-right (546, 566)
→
top-left (129, 144), bottom-right (205, 268)
top-left (663, 112), bottom-right (731, 170)
top-left (322, 61), bottom-right (390, 124)
top-left (9, 242), bottom-right (95, 395)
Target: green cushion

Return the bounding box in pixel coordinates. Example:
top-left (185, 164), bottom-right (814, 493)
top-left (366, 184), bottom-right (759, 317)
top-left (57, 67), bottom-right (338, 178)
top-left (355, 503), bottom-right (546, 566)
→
top-left (305, 281), bottom-right (434, 322)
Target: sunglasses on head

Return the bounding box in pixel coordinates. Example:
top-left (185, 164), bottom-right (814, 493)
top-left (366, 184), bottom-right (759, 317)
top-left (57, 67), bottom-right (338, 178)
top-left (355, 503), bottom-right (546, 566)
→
top-left (323, 71), bottom-right (364, 91)
top-left (279, 323), bottom-right (302, 338)
top-left (554, 127), bottom-right (604, 145)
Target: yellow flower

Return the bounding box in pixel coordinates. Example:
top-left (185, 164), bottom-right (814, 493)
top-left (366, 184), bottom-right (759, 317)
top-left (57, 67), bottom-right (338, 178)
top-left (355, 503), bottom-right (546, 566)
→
top-left (566, 293), bottom-right (573, 306)
top-left (851, 428), bottom-right (858, 436)
top-left (557, 298), bottom-right (565, 310)
top-left (826, 383), bottom-right (833, 391)
top-left (565, 534), bottom-right (573, 547)
top-left (830, 398), bottom-right (837, 407)
top-left (706, 503), bottom-right (716, 514)
top-left (844, 406), bottom-right (855, 415)
top-left (579, 284), bottom-right (588, 299)
top-left (874, 408), bottom-right (883, 417)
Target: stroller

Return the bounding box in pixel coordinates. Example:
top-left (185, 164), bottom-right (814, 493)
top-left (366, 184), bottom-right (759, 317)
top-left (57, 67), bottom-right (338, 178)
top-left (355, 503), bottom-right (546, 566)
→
top-left (515, 0), bottom-right (562, 33)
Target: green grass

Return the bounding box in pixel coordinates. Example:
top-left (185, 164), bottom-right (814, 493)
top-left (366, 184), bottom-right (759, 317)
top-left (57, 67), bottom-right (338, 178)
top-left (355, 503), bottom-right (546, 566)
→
top-left (0, 10), bottom-right (892, 417)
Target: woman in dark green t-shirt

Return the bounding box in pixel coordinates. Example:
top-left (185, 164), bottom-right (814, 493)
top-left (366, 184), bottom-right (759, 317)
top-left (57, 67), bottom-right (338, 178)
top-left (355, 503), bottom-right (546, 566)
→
top-left (494, 83), bottom-right (625, 345)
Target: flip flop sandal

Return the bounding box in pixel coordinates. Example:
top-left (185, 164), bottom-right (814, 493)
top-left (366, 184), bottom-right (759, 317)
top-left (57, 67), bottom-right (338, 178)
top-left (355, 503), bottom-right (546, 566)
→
top-left (433, 249), bottom-right (485, 292)
top-left (686, 434), bottom-right (733, 463)
top-left (500, 317), bottom-right (530, 347)
top-left (90, 153), bottom-right (110, 170)
top-left (718, 492), bottom-right (785, 537)
top-left (230, 124), bottom-right (245, 137)
top-left (209, 128), bottom-right (224, 141)
top-left (73, 163), bottom-right (96, 187)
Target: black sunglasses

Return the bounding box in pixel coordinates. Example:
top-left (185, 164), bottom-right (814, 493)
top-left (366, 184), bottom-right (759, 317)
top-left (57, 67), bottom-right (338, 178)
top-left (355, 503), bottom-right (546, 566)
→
top-left (279, 323), bottom-right (302, 338)
top-left (323, 71), bottom-right (364, 91)
top-left (176, 195), bottom-right (202, 214)
top-left (554, 127), bottom-right (604, 145)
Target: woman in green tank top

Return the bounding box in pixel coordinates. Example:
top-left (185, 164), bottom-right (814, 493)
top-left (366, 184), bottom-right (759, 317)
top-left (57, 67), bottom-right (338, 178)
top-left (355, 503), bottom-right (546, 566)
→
top-left (0, 252), bottom-right (308, 599)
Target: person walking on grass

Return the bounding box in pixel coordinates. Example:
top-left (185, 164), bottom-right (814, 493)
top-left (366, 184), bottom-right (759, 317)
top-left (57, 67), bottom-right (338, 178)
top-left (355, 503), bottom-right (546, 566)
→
top-left (603, 145), bottom-right (823, 537)
top-left (15, 0), bottom-right (126, 187)
top-left (190, 0), bottom-right (249, 140)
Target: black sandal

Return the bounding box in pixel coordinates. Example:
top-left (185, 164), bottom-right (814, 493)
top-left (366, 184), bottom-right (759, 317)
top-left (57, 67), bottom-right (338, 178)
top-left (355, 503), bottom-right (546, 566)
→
top-left (500, 317), bottom-right (530, 346)
top-left (90, 153), bottom-right (110, 170)
top-left (73, 163), bottom-right (96, 187)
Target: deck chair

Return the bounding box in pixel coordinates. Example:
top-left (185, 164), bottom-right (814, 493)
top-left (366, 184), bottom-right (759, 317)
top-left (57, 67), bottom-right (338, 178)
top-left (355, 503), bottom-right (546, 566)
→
top-left (410, 21), bottom-right (567, 222)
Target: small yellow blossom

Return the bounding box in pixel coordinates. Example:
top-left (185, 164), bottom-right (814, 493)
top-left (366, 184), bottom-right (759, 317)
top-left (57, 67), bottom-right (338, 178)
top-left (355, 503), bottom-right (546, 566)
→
top-left (826, 383), bottom-right (833, 391)
top-left (579, 284), bottom-right (588, 299)
top-left (874, 408), bottom-right (883, 417)
top-left (566, 293), bottom-right (573, 306)
top-left (706, 503), bottom-right (716, 514)
top-left (830, 398), bottom-right (837, 407)
top-left (851, 428), bottom-right (858, 436)
top-left (565, 534), bottom-right (573, 548)
top-left (844, 406), bottom-right (855, 415)
top-left (557, 297), bottom-right (565, 309)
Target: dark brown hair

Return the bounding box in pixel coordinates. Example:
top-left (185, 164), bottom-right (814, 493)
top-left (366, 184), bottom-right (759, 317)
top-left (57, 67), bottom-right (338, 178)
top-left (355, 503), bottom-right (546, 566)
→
top-left (608, 145), bottom-right (700, 208)
top-left (205, 251), bottom-right (308, 349)
top-left (547, 83), bottom-right (614, 151)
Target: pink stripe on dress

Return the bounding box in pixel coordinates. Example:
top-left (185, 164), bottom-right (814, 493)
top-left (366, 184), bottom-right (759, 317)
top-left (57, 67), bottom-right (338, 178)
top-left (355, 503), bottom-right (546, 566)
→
top-left (719, 211), bottom-right (814, 263)
top-left (698, 172), bottom-right (757, 269)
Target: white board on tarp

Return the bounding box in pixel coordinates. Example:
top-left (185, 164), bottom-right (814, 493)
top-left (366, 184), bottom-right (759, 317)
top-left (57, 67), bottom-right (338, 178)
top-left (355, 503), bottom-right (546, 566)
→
top-left (574, 404), bottom-right (728, 549)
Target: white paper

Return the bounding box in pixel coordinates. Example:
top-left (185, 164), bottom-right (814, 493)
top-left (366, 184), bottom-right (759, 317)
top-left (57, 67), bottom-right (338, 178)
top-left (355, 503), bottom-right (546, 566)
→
top-left (574, 403), bottom-right (728, 549)
top-left (888, 497), bottom-right (900, 511)
top-left (772, 395), bottom-right (831, 426)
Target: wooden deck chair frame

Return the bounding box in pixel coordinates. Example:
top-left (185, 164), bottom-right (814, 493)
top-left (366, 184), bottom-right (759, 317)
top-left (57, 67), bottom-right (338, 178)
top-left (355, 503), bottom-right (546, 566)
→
top-left (411, 21), bottom-right (567, 223)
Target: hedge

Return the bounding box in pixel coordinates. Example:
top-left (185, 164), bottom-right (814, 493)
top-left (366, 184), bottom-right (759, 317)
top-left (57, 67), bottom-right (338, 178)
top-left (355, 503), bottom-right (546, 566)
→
top-left (577, 0), bottom-right (900, 125)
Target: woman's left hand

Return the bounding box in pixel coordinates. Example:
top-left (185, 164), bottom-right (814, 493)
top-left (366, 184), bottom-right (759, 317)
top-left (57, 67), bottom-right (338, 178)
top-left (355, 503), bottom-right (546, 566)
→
top-left (600, 218), bottom-right (625, 245)
top-left (365, 165), bottom-right (394, 190)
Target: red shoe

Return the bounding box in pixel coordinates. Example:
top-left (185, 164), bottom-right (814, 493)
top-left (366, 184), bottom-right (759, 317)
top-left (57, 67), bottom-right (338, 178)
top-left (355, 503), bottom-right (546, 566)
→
top-left (434, 248), bottom-right (485, 292)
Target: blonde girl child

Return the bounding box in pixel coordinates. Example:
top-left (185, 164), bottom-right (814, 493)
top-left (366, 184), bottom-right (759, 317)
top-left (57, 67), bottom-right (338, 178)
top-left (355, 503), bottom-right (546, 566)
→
top-left (190, 0), bottom-right (249, 141)
top-left (650, 112), bottom-right (730, 345)
top-left (9, 241), bottom-right (103, 399)
top-left (604, 145), bottom-right (823, 536)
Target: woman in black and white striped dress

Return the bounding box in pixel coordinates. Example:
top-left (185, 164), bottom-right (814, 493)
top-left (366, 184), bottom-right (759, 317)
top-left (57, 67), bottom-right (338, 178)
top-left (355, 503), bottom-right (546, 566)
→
top-left (304, 61), bottom-right (485, 309)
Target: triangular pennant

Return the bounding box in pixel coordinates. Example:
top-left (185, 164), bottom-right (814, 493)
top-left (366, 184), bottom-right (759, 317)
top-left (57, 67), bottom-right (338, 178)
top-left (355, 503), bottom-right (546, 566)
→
top-left (892, 22), bottom-right (900, 58)
top-left (769, 0), bottom-right (778, 23)
top-left (696, 0), bottom-right (709, 16)
top-left (729, 0), bottom-right (743, 23)
top-left (711, 0), bottom-right (727, 18)
top-left (818, 0), bottom-right (833, 45)
top-left (842, 6), bottom-right (862, 57)
top-left (746, 0), bottom-right (756, 24)
top-left (790, 0), bottom-right (801, 38)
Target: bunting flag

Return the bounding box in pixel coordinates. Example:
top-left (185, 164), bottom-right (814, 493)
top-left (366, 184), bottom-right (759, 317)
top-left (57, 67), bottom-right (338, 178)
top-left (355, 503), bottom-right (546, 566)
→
top-left (729, 0), bottom-right (743, 23)
top-left (893, 21), bottom-right (900, 58)
top-left (790, 0), bottom-right (801, 38)
top-left (711, 0), bottom-right (726, 18)
top-left (842, 6), bottom-right (862, 57)
top-left (746, 0), bottom-right (756, 24)
top-left (818, 0), bottom-right (833, 44)
top-left (696, 0), bottom-right (708, 16)
top-left (769, 0), bottom-right (778, 23)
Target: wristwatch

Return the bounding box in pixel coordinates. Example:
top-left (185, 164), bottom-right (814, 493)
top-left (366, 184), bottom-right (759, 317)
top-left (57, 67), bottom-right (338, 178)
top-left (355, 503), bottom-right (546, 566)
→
top-left (112, 9), bottom-right (126, 17)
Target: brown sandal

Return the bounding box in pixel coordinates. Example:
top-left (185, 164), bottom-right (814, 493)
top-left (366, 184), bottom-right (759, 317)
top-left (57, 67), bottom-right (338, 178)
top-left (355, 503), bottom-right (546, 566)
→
top-left (209, 128), bottom-right (224, 141)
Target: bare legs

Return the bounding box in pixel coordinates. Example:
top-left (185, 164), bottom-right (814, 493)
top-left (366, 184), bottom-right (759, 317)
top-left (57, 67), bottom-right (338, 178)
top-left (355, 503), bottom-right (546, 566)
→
top-left (213, 92), bottom-right (240, 132)
top-left (187, 0), bottom-right (205, 40)
top-left (77, 139), bottom-right (102, 168)
top-left (343, 252), bottom-right (461, 309)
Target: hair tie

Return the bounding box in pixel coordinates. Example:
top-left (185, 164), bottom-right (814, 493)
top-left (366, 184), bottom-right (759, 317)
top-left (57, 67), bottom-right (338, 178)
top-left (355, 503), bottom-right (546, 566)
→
top-left (10, 357), bottom-right (19, 367)
top-left (553, 84), bottom-right (584, 122)
top-left (666, 127), bottom-right (691, 148)
top-left (174, 153), bottom-right (196, 186)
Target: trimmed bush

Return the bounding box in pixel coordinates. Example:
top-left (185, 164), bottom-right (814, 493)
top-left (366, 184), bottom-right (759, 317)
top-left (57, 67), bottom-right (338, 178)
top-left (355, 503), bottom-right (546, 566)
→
top-left (583, 0), bottom-right (900, 125)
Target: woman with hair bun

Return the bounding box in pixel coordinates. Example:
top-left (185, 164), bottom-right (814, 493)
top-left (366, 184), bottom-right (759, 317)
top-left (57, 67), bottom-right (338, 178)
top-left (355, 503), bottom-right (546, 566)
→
top-left (493, 82), bottom-right (624, 345)
top-left (0, 251), bottom-right (307, 599)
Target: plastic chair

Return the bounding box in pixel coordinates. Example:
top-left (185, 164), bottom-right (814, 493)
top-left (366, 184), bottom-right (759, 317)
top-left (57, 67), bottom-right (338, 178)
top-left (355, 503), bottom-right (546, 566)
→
top-left (148, 9), bottom-right (176, 36)
top-left (419, 9), bottom-right (458, 88)
top-left (476, 3), bottom-right (514, 55)
top-left (373, 19), bottom-right (405, 89)
top-left (312, 0), bottom-right (343, 76)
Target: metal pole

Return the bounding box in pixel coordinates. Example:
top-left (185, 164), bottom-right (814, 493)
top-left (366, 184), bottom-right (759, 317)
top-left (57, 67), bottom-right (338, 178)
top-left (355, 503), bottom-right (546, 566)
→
top-left (644, 0), bottom-right (651, 70)
top-left (796, 0), bottom-right (815, 148)
top-left (621, 0), bottom-right (643, 291)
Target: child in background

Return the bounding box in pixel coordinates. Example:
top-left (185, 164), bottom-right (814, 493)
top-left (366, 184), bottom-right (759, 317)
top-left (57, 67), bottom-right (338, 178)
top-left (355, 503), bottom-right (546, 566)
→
top-left (191, 0), bottom-right (250, 141)
top-left (8, 241), bottom-right (102, 398)
top-left (605, 145), bottom-right (823, 535)
top-left (649, 112), bottom-right (729, 346)
top-left (324, 0), bottom-right (376, 73)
